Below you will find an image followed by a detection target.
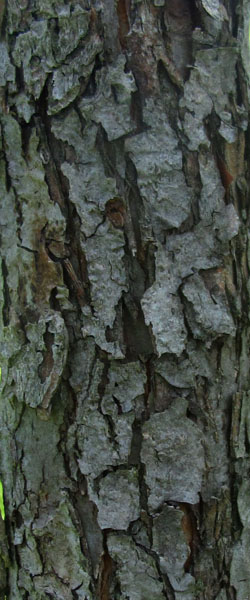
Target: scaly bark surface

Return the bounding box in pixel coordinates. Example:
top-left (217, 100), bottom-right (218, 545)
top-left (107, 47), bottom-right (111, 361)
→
top-left (0, 1), bottom-right (250, 598)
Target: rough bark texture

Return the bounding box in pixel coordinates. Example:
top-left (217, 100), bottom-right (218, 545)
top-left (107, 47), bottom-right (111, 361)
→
top-left (0, 0), bottom-right (250, 598)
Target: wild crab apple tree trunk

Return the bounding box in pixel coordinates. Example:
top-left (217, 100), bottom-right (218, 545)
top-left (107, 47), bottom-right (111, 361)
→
top-left (0, 0), bottom-right (250, 598)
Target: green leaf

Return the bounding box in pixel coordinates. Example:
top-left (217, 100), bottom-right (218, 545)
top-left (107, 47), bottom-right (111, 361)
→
top-left (0, 481), bottom-right (5, 520)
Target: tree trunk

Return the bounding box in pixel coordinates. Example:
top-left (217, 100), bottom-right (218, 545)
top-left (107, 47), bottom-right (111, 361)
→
top-left (0, 0), bottom-right (250, 598)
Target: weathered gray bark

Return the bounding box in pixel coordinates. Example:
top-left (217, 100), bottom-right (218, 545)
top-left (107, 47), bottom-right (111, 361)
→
top-left (0, 0), bottom-right (250, 598)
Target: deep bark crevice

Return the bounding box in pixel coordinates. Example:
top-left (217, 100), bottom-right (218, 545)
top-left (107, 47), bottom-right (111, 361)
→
top-left (1, 259), bottom-right (10, 326)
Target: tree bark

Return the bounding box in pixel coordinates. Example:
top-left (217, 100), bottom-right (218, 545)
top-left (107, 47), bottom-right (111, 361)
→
top-left (0, 0), bottom-right (250, 598)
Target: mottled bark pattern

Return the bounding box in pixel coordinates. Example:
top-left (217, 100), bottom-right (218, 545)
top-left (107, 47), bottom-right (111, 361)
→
top-left (0, 0), bottom-right (250, 599)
